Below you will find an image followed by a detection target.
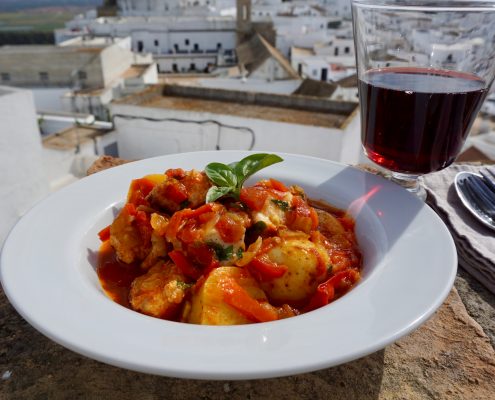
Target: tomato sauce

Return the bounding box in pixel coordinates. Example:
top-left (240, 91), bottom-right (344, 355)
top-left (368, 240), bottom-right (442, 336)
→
top-left (97, 241), bottom-right (144, 308)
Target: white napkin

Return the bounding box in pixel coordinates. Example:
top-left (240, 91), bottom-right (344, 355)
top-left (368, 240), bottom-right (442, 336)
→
top-left (421, 164), bottom-right (495, 294)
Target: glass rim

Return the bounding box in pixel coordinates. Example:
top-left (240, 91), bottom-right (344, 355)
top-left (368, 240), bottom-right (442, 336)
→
top-left (351, 0), bottom-right (495, 12)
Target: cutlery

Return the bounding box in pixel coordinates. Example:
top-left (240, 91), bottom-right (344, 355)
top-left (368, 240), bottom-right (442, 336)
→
top-left (479, 167), bottom-right (495, 194)
top-left (455, 171), bottom-right (495, 231)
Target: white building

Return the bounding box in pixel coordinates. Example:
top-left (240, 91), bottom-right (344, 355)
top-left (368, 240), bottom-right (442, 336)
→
top-left (0, 36), bottom-right (157, 124)
top-left (270, 15), bottom-right (349, 58)
top-left (319, 0), bottom-right (352, 19)
top-left (117, 0), bottom-right (237, 17)
top-left (109, 84), bottom-right (363, 164)
top-left (291, 46), bottom-right (355, 83)
top-left (56, 15), bottom-right (238, 73)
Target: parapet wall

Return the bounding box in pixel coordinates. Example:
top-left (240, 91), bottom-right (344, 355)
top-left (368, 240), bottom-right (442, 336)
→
top-left (160, 84), bottom-right (357, 116)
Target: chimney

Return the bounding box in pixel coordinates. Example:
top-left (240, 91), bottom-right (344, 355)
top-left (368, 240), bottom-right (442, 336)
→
top-left (236, 0), bottom-right (252, 45)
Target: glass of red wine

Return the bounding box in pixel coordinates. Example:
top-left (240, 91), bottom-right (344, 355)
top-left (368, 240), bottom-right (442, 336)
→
top-left (352, 0), bottom-right (495, 199)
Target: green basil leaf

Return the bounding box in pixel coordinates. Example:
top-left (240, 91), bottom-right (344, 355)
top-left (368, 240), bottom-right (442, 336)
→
top-left (203, 153), bottom-right (284, 204)
top-left (234, 154), bottom-right (284, 185)
top-left (205, 162), bottom-right (237, 187)
top-left (205, 186), bottom-right (233, 203)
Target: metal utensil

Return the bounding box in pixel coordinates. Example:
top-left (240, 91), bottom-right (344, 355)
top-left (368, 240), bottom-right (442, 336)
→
top-left (455, 171), bottom-right (495, 231)
top-left (479, 167), bottom-right (495, 194)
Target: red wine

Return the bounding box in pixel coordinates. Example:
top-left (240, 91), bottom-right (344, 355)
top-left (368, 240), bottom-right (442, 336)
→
top-left (359, 67), bottom-right (488, 174)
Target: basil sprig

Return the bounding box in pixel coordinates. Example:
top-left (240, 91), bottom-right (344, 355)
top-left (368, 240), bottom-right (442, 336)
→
top-left (205, 153), bottom-right (283, 203)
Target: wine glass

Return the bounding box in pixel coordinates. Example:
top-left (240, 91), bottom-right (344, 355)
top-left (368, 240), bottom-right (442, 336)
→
top-left (351, 0), bottom-right (495, 199)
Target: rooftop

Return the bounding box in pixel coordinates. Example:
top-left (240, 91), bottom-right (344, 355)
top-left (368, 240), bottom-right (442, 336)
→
top-left (292, 78), bottom-right (338, 98)
top-left (0, 45), bottom-right (103, 54)
top-left (114, 84), bottom-right (358, 129)
top-left (291, 46), bottom-right (315, 57)
top-left (335, 73), bottom-right (358, 88)
top-left (236, 33), bottom-right (300, 79)
top-left (58, 36), bottom-right (122, 48)
top-left (120, 64), bottom-right (151, 79)
top-left (42, 125), bottom-right (110, 151)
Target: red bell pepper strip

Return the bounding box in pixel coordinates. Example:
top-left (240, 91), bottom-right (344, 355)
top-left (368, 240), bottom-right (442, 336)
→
top-left (221, 277), bottom-right (278, 323)
top-left (124, 202), bottom-right (137, 216)
top-left (266, 178), bottom-right (289, 192)
top-left (240, 187), bottom-right (269, 211)
top-left (128, 178), bottom-right (156, 206)
top-left (305, 269), bottom-right (360, 312)
top-left (98, 225), bottom-right (111, 242)
top-left (247, 256), bottom-right (288, 281)
top-left (163, 181), bottom-right (188, 203)
top-left (187, 244), bottom-right (219, 272)
top-left (166, 203), bottom-right (215, 240)
top-left (169, 250), bottom-right (202, 280)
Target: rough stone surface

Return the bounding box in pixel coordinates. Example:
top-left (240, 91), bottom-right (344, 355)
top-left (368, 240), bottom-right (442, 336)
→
top-left (1, 287), bottom-right (494, 399)
top-left (455, 267), bottom-right (495, 348)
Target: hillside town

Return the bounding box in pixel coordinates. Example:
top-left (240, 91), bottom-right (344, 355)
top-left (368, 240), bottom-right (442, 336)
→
top-left (1, 0), bottom-right (495, 243)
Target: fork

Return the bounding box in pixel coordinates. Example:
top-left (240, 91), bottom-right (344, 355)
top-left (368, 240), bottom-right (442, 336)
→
top-left (455, 169), bottom-right (495, 231)
top-left (479, 167), bottom-right (495, 194)
top-left (462, 176), bottom-right (495, 219)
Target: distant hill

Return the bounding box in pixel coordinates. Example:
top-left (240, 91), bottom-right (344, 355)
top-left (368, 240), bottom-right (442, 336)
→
top-left (0, 1), bottom-right (102, 12)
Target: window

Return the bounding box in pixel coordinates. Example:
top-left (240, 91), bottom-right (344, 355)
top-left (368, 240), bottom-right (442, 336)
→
top-left (190, 63), bottom-right (196, 70)
top-left (321, 68), bottom-right (328, 81)
top-left (1, 72), bottom-right (10, 82)
top-left (194, 43), bottom-right (199, 51)
top-left (39, 72), bottom-right (49, 82)
top-left (185, 39), bottom-right (190, 46)
top-left (217, 42), bottom-right (222, 49)
top-left (334, 47), bottom-right (339, 56)
top-left (344, 46), bottom-right (350, 54)
top-left (78, 70), bottom-right (87, 80)
top-left (172, 63), bottom-right (178, 72)
top-left (154, 39), bottom-right (159, 46)
top-left (137, 41), bottom-right (144, 52)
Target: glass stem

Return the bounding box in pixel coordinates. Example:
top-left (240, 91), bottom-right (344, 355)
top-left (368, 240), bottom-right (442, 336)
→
top-left (390, 172), bottom-right (427, 201)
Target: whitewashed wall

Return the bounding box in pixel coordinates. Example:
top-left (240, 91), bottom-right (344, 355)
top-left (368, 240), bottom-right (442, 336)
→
top-left (156, 54), bottom-right (217, 73)
top-left (249, 58), bottom-right (293, 81)
top-left (31, 87), bottom-right (72, 113)
top-left (132, 29), bottom-right (236, 55)
top-left (0, 86), bottom-right (49, 246)
top-left (109, 102), bottom-right (361, 164)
